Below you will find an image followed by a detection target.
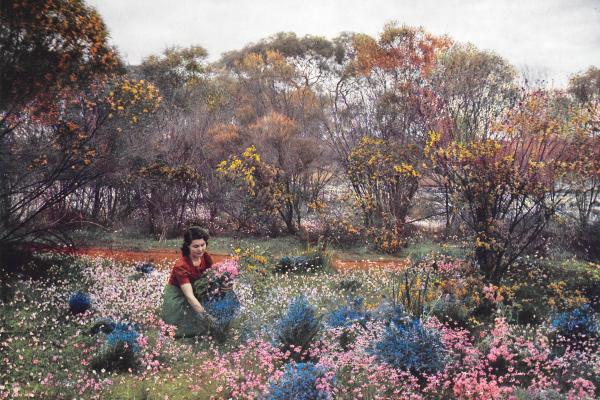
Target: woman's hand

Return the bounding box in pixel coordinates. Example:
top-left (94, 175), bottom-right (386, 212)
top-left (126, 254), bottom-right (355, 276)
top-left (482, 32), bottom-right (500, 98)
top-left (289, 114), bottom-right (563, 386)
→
top-left (180, 283), bottom-right (218, 327)
top-left (180, 283), bottom-right (206, 312)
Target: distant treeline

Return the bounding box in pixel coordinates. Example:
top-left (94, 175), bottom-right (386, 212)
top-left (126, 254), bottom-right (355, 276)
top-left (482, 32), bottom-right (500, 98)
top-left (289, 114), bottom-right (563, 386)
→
top-left (1, 0), bottom-right (599, 281)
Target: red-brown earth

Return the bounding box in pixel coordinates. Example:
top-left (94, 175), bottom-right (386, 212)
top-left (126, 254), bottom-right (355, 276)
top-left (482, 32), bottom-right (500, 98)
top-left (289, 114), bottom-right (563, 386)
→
top-left (67, 247), bottom-right (407, 271)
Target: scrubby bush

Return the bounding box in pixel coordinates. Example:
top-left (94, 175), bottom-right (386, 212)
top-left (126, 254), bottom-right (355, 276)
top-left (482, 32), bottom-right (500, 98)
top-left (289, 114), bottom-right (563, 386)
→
top-left (373, 302), bottom-right (410, 327)
top-left (89, 317), bottom-right (117, 335)
top-left (336, 278), bottom-right (362, 293)
top-left (274, 251), bottom-right (328, 273)
top-left (91, 324), bottom-right (140, 372)
top-left (89, 319), bottom-right (139, 336)
top-left (429, 296), bottom-right (471, 327)
top-left (203, 290), bottom-right (240, 336)
top-left (135, 262), bottom-right (155, 274)
top-left (373, 319), bottom-right (446, 374)
top-left (275, 297), bottom-right (322, 358)
top-left (68, 291), bottom-right (91, 314)
top-left (327, 297), bottom-right (371, 350)
top-left (266, 362), bottom-right (331, 400)
top-left (106, 326), bottom-right (140, 352)
top-left (326, 297), bottom-right (370, 328)
top-left (574, 220), bottom-right (600, 262)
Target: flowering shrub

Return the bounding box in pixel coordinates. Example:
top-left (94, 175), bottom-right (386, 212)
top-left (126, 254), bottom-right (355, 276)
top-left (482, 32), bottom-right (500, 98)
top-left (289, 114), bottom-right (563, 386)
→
top-left (373, 318), bottom-right (447, 374)
top-left (275, 296), bottom-right (322, 358)
top-left (68, 291), bottom-right (91, 314)
top-left (275, 251), bottom-right (326, 273)
top-left (106, 325), bottom-right (140, 352)
top-left (89, 317), bottom-right (117, 335)
top-left (234, 244), bottom-right (271, 276)
top-left (212, 259), bottom-right (240, 281)
top-left (135, 262), bottom-right (155, 274)
top-left (373, 302), bottom-right (410, 327)
top-left (193, 259), bottom-right (241, 300)
top-left (551, 304), bottom-right (599, 339)
top-left (203, 290), bottom-right (241, 335)
top-left (266, 362), bottom-right (332, 400)
top-left (91, 324), bottom-right (141, 372)
top-left (326, 297), bottom-right (370, 328)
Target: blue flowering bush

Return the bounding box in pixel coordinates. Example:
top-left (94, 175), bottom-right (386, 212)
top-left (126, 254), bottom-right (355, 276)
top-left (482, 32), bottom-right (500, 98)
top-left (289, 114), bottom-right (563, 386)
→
top-left (266, 362), bottom-right (331, 400)
top-left (91, 324), bottom-right (140, 372)
top-left (89, 317), bottom-right (117, 335)
top-left (373, 319), bottom-right (447, 374)
top-left (203, 290), bottom-right (241, 338)
top-left (275, 297), bottom-right (322, 358)
top-left (68, 291), bottom-right (91, 314)
top-left (373, 302), bottom-right (410, 327)
top-left (327, 297), bottom-right (371, 350)
top-left (89, 318), bottom-right (139, 336)
top-left (327, 297), bottom-right (370, 328)
top-left (551, 304), bottom-right (599, 339)
top-left (135, 262), bottom-right (155, 274)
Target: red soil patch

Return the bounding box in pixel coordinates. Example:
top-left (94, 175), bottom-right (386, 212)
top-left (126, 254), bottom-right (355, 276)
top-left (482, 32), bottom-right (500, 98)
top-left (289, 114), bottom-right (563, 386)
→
top-left (70, 247), bottom-right (408, 271)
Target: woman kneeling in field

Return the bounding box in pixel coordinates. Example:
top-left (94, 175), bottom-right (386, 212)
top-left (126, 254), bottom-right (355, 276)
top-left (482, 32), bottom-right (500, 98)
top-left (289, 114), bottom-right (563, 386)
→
top-left (161, 226), bottom-right (218, 337)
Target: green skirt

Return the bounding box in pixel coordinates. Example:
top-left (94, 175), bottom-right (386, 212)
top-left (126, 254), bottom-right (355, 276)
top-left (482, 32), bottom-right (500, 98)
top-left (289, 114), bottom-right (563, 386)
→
top-left (161, 282), bottom-right (211, 338)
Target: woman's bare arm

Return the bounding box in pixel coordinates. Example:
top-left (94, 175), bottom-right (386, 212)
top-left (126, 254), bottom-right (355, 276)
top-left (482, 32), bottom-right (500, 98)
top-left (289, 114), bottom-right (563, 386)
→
top-left (179, 283), bottom-right (206, 314)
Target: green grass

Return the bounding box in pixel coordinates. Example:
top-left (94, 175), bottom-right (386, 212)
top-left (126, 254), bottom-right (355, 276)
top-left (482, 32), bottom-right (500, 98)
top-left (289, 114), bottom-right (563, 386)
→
top-left (106, 364), bottom-right (221, 400)
top-left (400, 239), bottom-right (468, 262)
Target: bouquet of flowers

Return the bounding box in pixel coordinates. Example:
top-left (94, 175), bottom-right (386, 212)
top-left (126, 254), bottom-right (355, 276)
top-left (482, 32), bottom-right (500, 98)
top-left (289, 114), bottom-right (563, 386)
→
top-left (193, 259), bottom-right (240, 301)
top-left (191, 259), bottom-right (241, 338)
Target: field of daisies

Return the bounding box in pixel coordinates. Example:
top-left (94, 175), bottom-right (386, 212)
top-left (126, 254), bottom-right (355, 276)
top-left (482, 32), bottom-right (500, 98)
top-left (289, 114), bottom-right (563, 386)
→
top-left (1, 247), bottom-right (599, 400)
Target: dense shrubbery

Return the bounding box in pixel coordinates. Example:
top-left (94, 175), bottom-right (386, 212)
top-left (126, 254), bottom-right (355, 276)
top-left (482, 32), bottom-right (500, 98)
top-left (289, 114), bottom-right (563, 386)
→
top-left (326, 297), bottom-right (370, 328)
top-left (135, 262), bottom-right (155, 274)
top-left (266, 362), bottom-right (331, 400)
top-left (91, 324), bottom-right (141, 372)
top-left (552, 304), bottom-right (599, 339)
top-left (372, 318), bottom-right (447, 374)
top-left (203, 290), bottom-right (241, 335)
top-left (68, 291), bottom-right (91, 314)
top-left (275, 296), bottom-right (322, 357)
top-left (275, 251), bottom-right (328, 274)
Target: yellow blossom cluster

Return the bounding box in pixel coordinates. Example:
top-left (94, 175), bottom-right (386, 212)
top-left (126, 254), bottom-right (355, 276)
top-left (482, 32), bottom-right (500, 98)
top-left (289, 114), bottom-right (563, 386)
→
top-left (107, 79), bottom-right (161, 124)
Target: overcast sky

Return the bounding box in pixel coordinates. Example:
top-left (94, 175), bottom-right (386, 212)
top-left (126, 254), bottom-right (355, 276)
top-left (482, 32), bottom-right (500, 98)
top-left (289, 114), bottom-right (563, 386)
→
top-left (87, 0), bottom-right (600, 87)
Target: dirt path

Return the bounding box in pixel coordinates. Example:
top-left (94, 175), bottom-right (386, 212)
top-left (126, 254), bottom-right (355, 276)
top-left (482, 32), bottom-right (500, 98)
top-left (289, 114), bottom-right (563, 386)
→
top-left (71, 246), bottom-right (407, 271)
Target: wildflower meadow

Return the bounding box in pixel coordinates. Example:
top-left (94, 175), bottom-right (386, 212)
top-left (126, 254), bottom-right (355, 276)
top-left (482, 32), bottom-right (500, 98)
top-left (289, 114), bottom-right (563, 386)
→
top-left (2, 0), bottom-right (600, 399)
top-left (1, 247), bottom-right (599, 399)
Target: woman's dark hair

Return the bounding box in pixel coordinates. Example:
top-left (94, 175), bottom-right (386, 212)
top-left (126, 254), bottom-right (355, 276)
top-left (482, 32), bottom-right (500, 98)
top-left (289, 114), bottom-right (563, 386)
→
top-left (181, 226), bottom-right (210, 257)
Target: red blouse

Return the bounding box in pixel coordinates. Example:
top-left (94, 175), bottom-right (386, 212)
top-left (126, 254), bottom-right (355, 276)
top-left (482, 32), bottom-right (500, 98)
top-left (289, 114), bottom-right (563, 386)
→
top-left (167, 253), bottom-right (214, 287)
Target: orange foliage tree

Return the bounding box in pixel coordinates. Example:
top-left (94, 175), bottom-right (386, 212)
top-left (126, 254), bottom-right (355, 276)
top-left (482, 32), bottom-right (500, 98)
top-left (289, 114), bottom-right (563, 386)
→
top-left (0, 0), bottom-right (128, 250)
top-left (325, 24), bottom-right (450, 248)
top-left (216, 36), bottom-right (335, 234)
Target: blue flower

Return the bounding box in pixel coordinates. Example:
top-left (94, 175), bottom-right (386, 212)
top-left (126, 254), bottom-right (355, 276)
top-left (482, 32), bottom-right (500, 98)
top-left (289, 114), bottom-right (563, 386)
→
top-left (68, 291), bottom-right (91, 314)
top-left (266, 362), bottom-right (331, 400)
top-left (135, 262), bottom-right (155, 274)
top-left (203, 291), bottom-right (240, 330)
top-left (372, 302), bottom-right (410, 327)
top-left (551, 304), bottom-right (598, 339)
top-left (106, 324), bottom-right (140, 353)
top-left (275, 296), bottom-right (321, 351)
top-left (327, 297), bottom-right (370, 328)
top-left (372, 318), bottom-right (446, 374)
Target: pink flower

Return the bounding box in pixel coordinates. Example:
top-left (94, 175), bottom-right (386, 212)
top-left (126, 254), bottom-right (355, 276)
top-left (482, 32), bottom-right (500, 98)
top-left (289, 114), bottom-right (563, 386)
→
top-left (212, 259), bottom-right (240, 280)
